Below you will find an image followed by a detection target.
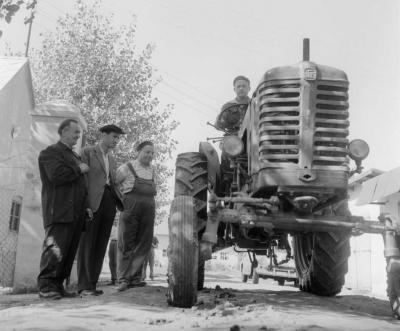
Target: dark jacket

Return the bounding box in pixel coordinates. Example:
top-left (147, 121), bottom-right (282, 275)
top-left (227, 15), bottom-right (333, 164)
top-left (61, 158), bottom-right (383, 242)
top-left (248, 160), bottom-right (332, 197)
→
top-left (39, 141), bottom-right (88, 228)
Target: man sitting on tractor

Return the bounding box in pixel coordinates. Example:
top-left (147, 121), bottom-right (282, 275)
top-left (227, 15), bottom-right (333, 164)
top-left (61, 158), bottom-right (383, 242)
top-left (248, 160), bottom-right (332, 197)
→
top-left (215, 75), bottom-right (251, 194)
top-left (215, 75), bottom-right (251, 133)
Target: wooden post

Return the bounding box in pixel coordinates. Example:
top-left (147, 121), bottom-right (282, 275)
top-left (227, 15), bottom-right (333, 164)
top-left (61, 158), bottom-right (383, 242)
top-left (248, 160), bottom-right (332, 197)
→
top-left (24, 13), bottom-right (35, 57)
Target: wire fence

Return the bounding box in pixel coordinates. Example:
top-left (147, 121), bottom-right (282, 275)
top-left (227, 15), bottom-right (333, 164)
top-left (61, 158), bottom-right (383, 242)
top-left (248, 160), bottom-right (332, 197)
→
top-left (0, 188), bottom-right (19, 288)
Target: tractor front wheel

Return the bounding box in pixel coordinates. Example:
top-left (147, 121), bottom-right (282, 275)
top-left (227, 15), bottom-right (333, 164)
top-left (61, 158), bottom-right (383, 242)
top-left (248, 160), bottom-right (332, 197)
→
top-left (167, 196), bottom-right (198, 308)
top-left (293, 232), bottom-right (350, 296)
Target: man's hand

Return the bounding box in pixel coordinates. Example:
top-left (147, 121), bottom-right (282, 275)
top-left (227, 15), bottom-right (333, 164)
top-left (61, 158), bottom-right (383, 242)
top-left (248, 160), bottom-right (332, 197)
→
top-left (86, 208), bottom-right (93, 221)
top-left (79, 163), bottom-right (90, 173)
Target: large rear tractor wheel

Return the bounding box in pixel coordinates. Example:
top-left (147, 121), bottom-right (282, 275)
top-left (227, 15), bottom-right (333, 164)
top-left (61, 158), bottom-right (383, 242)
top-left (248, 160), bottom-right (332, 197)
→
top-left (293, 232), bottom-right (350, 296)
top-left (167, 196), bottom-right (199, 308)
top-left (174, 152), bottom-right (208, 218)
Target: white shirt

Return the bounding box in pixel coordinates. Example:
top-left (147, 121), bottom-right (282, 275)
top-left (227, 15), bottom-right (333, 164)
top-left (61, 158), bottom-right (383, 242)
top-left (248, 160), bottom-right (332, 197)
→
top-left (99, 145), bottom-right (110, 185)
top-left (116, 159), bottom-right (155, 194)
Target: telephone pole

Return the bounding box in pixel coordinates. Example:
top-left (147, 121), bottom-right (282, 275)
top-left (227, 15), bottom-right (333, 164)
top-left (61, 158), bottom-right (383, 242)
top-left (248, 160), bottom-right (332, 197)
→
top-left (24, 8), bottom-right (35, 57)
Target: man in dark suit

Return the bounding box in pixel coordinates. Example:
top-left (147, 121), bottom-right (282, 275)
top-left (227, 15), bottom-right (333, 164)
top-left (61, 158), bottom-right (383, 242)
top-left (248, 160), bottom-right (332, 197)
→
top-left (37, 118), bottom-right (90, 300)
top-left (77, 124), bottom-right (125, 295)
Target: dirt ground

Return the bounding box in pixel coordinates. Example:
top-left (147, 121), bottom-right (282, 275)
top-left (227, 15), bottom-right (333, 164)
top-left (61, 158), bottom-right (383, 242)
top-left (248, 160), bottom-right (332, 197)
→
top-left (0, 271), bottom-right (399, 331)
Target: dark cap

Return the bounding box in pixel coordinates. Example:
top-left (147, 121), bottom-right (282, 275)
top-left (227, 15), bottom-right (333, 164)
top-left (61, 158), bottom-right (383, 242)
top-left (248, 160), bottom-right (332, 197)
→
top-left (99, 124), bottom-right (125, 134)
top-left (233, 75), bottom-right (250, 86)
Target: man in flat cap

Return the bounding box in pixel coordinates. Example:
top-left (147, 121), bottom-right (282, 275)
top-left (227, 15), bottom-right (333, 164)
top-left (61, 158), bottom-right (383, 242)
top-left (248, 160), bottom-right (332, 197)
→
top-left (77, 124), bottom-right (125, 295)
top-left (215, 75), bottom-right (251, 133)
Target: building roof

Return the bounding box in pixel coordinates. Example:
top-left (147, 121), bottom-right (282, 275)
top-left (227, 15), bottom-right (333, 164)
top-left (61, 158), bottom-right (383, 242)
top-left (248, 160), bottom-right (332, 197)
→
top-left (0, 57), bottom-right (28, 91)
top-left (356, 166), bottom-right (400, 205)
top-left (32, 101), bottom-right (88, 130)
top-left (348, 168), bottom-right (384, 188)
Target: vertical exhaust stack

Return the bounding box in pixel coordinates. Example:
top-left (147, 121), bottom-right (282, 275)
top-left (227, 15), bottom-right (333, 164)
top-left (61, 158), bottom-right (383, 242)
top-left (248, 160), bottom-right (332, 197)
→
top-left (303, 38), bottom-right (310, 61)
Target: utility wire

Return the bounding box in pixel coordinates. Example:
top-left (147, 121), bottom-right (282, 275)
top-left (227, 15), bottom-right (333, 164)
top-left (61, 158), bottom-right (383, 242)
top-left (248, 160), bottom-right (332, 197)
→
top-left (159, 69), bottom-right (222, 104)
top-left (159, 80), bottom-right (217, 112)
top-left (41, 0), bottom-right (67, 16)
top-left (154, 87), bottom-right (213, 119)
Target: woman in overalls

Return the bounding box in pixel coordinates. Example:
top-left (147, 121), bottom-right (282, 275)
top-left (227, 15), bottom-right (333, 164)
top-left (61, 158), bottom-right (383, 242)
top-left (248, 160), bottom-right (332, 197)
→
top-left (115, 141), bottom-right (157, 291)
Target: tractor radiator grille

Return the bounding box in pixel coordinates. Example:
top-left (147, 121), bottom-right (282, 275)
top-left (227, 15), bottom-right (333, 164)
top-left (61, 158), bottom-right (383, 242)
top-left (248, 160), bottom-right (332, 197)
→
top-left (258, 80), bottom-right (349, 168)
top-left (313, 83), bottom-right (349, 167)
top-left (258, 81), bottom-right (301, 164)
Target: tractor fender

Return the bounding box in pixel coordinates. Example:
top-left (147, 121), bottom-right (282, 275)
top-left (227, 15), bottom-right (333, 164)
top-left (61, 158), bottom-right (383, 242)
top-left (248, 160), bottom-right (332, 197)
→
top-left (199, 142), bottom-right (220, 192)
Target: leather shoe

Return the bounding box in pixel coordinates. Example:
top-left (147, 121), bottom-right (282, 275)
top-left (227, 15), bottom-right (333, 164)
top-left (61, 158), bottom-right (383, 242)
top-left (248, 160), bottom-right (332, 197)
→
top-left (80, 290), bottom-right (98, 296)
top-left (117, 282), bottom-right (128, 292)
top-left (94, 289), bottom-right (103, 295)
top-left (128, 281), bottom-right (146, 288)
top-left (60, 289), bottom-right (77, 298)
top-left (39, 291), bottom-right (62, 300)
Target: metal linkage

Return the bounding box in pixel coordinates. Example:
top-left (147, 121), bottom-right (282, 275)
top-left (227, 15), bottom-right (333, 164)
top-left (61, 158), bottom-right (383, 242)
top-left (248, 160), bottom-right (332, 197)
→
top-left (207, 194), bottom-right (397, 235)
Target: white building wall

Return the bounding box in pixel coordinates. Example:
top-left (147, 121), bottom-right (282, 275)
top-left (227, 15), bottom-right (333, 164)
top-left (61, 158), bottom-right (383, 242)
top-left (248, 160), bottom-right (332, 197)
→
top-left (347, 200), bottom-right (386, 296)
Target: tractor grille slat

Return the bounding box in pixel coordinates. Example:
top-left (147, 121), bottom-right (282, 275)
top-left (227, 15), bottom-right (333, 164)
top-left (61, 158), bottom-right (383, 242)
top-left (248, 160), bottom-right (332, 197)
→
top-left (259, 80), bottom-right (301, 164)
top-left (259, 121), bottom-right (300, 129)
top-left (315, 109), bottom-right (348, 120)
top-left (261, 87), bottom-right (299, 94)
top-left (260, 134), bottom-right (299, 140)
top-left (260, 144), bottom-right (298, 151)
top-left (315, 118), bottom-right (349, 129)
top-left (315, 127), bottom-right (349, 136)
top-left (261, 154), bottom-right (299, 160)
top-left (314, 136), bottom-right (348, 143)
top-left (260, 115), bottom-right (299, 122)
top-left (260, 106), bottom-right (299, 113)
top-left (314, 146), bottom-right (348, 153)
top-left (260, 96), bottom-right (300, 103)
top-left (313, 156), bottom-right (347, 162)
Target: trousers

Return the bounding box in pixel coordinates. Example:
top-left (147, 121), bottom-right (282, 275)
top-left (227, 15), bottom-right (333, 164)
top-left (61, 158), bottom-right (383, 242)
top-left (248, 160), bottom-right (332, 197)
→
top-left (37, 219), bottom-right (84, 292)
top-left (108, 240), bottom-right (118, 281)
top-left (117, 192), bottom-right (155, 283)
top-left (77, 187), bottom-right (116, 291)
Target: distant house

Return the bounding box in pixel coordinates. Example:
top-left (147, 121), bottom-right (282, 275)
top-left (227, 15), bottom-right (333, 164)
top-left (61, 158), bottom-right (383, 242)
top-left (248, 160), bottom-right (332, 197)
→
top-left (346, 168), bottom-right (392, 296)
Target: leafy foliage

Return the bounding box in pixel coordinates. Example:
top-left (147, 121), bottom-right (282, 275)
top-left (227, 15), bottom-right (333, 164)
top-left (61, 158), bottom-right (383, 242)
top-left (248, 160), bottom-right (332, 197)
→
top-left (31, 0), bottom-right (178, 222)
top-left (0, 0), bottom-right (36, 37)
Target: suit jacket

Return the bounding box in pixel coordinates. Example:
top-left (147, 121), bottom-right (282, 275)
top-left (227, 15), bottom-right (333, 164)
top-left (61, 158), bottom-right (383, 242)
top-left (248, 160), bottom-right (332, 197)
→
top-left (81, 144), bottom-right (123, 212)
top-left (38, 141), bottom-right (88, 228)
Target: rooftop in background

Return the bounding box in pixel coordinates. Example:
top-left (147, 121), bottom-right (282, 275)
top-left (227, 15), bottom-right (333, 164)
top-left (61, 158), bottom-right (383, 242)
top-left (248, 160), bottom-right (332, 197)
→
top-left (0, 57), bottom-right (29, 91)
top-left (357, 167), bottom-right (400, 206)
top-left (349, 168), bottom-right (384, 189)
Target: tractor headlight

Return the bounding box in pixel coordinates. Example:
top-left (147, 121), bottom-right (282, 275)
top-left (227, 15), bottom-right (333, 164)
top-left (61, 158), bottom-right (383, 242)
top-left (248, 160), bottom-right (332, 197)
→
top-left (348, 139), bottom-right (369, 161)
top-left (222, 135), bottom-right (244, 157)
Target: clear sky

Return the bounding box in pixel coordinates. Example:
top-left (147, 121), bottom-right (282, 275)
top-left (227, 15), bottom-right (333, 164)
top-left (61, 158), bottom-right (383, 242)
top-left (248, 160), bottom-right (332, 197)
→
top-left (1, 0), bottom-right (399, 175)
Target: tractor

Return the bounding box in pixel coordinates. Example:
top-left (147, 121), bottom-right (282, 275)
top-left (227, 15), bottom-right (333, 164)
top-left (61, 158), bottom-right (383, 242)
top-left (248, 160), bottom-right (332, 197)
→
top-left (166, 39), bottom-right (400, 319)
